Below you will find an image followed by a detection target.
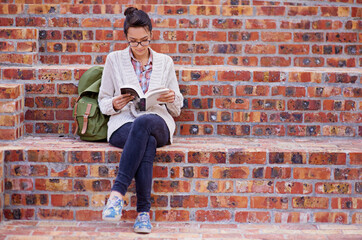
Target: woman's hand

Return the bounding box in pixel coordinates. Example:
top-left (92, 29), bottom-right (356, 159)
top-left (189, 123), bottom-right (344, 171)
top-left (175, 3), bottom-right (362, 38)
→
top-left (112, 94), bottom-right (134, 111)
top-left (158, 89), bottom-right (175, 103)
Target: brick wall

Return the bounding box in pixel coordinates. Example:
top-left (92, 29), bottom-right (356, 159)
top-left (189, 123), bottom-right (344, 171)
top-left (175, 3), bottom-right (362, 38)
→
top-left (2, 138), bottom-right (361, 223)
top-left (0, 84), bottom-right (25, 141)
top-left (0, 0), bottom-right (361, 138)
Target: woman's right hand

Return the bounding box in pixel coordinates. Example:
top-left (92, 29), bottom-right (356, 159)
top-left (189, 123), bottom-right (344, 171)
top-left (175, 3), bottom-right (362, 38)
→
top-left (112, 94), bottom-right (134, 111)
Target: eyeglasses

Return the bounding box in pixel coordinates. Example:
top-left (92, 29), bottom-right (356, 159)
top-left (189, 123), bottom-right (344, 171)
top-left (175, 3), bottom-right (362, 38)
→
top-left (128, 40), bottom-right (151, 47)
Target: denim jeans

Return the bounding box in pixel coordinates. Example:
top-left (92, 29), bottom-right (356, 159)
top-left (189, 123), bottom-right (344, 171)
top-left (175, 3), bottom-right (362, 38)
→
top-left (109, 114), bottom-right (170, 212)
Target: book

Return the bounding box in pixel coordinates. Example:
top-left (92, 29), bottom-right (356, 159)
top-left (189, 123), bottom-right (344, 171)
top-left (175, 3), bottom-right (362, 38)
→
top-left (121, 85), bottom-right (169, 111)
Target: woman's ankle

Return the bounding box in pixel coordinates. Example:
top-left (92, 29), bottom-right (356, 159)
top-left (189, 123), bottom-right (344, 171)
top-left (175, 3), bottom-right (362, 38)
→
top-left (109, 191), bottom-right (123, 200)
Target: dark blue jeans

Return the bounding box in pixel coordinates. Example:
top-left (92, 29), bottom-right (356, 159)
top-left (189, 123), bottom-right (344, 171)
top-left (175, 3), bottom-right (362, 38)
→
top-left (109, 114), bottom-right (170, 212)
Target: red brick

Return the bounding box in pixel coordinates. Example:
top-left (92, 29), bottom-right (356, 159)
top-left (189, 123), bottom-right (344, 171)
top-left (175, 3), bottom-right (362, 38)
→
top-left (316, 182), bottom-right (352, 194)
top-left (76, 210), bottom-right (101, 221)
top-left (10, 164), bottom-right (47, 177)
top-left (279, 44), bottom-right (309, 55)
top-left (196, 31), bottom-right (226, 41)
top-left (233, 112), bottom-right (267, 123)
top-left (253, 167), bottom-right (291, 179)
top-left (245, 44), bottom-right (276, 54)
top-left (180, 124), bottom-right (213, 135)
top-left (280, 20), bottom-right (310, 29)
top-left (188, 151), bottom-right (226, 164)
top-left (5, 178), bottom-right (33, 191)
top-left (314, 212), bottom-right (348, 224)
top-left (229, 151), bottom-right (266, 164)
top-left (212, 19), bottom-right (242, 29)
top-left (178, 18), bottom-right (209, 28)
top-left (194, 56), bottom-right (224, 65)
top-left (4, 208), bottom-right (35, 220)
top-left (153, 18), bottom-right (177, 28)
top-left (4, 150), bottom-right (24, 162)
top-left (154, 151), bottom-right (185, 163)
top-left (236, 180), bottom-right (273, 193)
top-left (215, 98), bottom-right (249, 110)
top-left (288, 100), bottom-right (321, 111)
top-left (287, 125), bottom-right (321, 137)
top-left (197, 111), bottom-right (231, 122)
top-left (261, 57), bottom-right (291, 67)
top-left (196, 210), bottom-right (231, 222)
top-left (289, 72), bottom-right (322, 83)
top-left (11, 193), bottom-right (48, 206)
top-left (252, 99), bottom-right (285, 110)
top-left (275, 212), bottom-right (310, 223)
top-left (154, 166), bottom-right (168, 178)
top-left (305, 112), bottom-right (338, 123)
top-left (270, 112), bottom-right (303, 123)
top-left (217, 125), bottom-right (250, 136)
top-left (73, 179), bottom-right (111, 192)
top-left (312, 20), bottom-right (343, 30)
top-left (35, 123), bottom-right (69, 134)
top-left (213, 44), bottom-right (242, 54)
top-left (28, 150), bottom-right (65, 162)
top-left (35, 179), bottom-right (72, 191)
top-left (327, 57), bottom-right (356, 67)
top-left (312, 45), bottom-right (343, 55)
top-left (334, 168), bottom-right (360, 180)
top-left (181, 70), bottom-right (215, 82)
top-left (153, 180), bottom-right (190, 193)
top-left (269, 152), bottom-right (306, 164)
top-left (0, 18), bottom-right (14, 26)
top-left (235, 211), bottom-right (271, 223)
top-left (0, 28), bottom-right (37, 39)
top-left (222, 6), bottom-right (252, 16)
top-left (323, 125), bottom-right (356, 137)
top-left (246, 19), bottom-right (276, 29)
top-left (293, 197), bottom-right (329, 209)
top-left (69, 151), bottom-right (105, 163)
top-left (195, 180), bottom-right (233, 193)
top-left (254, 71), bottom-right (284, 82)
top-left (326, 33), bottom-right (357, 43)
top-left (261, 32), bottom-right (292, 42)
top-left (321, 6), bottom-right (350, 17)
top-left (182, 166), bottom-right (209, 178)
top-left (61, 55), bottom-right (92, 64)
top-left (227, 56), bottom-right (258, 66)
top-left (251, 197), bottom-right (288, 209)
top-left (92, 4), bottom-right (122, 14)
top-left (340, 112), bottom-right (362, 123)
top-left (170, 195), bottom-right (208, 208)
top-left (164, 31), bottom-right (194, 41)
top-left (201, 85), bottom-right (233, 96)
top-left (228, 32), bottom-right (259, 41)
top-left (49, 17), bottom-right (79, 27)
top-left (256, 6), bottom-right (285, 16)
top-left (155, 210), bottom-right (189, 221)
top-left (350, 153), bottom-right (362, 165)
top-left (352, 7), bottom-right (362, 18)
top-left (288, 6), bottom-right (318, 16)
top-left (343, 87), bottom-right (362, 98)
top-left (51, 194), bottom-right (89, 207)
top-left (218, 70), bottom-right (251, 82)
top-left (158, 6), bottom-right (187, 15)
top-left (276, 182), bottom-right (313, 194)
top-left (179, 85), bottom-right (198, 96)
top-left (179, 44), bottom-right (209, 54)
top-left (51, 165), bottom-right (87, 178)
top-left (332, 198), bottom-right (362, 209)
top-left (212, 166), bottom-right (249, 179)
top-left (210, 196), bottom-right (247, 208)
top-left (293, 168), bottom-right (331, 180)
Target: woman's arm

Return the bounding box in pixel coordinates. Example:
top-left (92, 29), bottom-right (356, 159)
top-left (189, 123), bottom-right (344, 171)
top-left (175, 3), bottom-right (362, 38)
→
top-left (98, 53), bottom-right (132, 115)
top-left (164, 58), bottom-right (184, 117)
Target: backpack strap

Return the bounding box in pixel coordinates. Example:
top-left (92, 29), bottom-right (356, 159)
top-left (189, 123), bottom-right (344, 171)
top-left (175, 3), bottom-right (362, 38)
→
top-left (81, 103), bottom-right (92, 134)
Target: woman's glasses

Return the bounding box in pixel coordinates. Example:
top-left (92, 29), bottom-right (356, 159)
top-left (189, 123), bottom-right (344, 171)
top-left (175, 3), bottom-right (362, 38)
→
top-left (128, 40), bottom-right (151, 47)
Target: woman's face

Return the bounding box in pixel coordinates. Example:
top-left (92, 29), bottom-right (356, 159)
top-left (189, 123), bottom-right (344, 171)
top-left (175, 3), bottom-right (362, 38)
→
top-left (126, 27), bottom-right (152, 59)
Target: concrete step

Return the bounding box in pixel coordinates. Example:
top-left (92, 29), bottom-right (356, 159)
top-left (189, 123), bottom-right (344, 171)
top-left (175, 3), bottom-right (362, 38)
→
top-left (1, 136), bottom-right (361, 223)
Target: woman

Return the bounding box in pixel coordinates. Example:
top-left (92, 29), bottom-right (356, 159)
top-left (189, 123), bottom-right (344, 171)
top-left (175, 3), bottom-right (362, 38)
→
top-left (98, 7), bottom-right (183, 234)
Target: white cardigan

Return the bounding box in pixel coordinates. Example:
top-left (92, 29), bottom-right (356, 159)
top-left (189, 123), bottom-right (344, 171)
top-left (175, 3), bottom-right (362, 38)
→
top-left (98, 47), bottom-right (183, 143)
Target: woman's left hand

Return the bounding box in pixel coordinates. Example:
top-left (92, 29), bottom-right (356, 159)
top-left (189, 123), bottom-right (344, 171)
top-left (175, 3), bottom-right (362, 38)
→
top-left (157, 89), bottom-right (175, 103)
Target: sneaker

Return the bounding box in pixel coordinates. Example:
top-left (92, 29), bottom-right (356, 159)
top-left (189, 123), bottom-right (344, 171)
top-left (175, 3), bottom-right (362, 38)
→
top-left (133, 212), bottom-right (152, 234)
top-left (102, 195), bottom-right (123, 221)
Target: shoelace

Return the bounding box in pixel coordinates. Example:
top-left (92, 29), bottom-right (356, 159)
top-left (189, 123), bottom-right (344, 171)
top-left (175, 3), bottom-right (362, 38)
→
top-left (137, 214), bottom-right (149, 224)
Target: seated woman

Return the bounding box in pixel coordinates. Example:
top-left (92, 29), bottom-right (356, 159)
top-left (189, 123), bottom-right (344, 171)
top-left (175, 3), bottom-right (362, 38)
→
top-left (98, 7), bottom-right (183, 234)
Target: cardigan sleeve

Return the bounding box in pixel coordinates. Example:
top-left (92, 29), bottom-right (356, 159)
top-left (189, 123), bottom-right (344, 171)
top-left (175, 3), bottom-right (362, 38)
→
top-left (98, 53), bottom-right (121, 116)
top-left (165, 57), bottom-right (184, 117)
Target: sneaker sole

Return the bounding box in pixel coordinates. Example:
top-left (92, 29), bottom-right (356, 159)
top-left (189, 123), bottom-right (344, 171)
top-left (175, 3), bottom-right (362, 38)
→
top-left (102, 215), bottom-right (122, 221)
top-left (134, 227), bottom-right (152, 234)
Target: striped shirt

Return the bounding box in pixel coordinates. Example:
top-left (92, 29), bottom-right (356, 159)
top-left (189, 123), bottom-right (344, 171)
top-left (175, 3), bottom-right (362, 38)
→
top-left (130, 48), bottom-right (153, 93)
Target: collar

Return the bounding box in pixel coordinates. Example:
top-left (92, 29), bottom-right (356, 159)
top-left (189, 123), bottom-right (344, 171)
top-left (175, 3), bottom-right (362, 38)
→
top-left (129, 47), bottom-right (153, 65)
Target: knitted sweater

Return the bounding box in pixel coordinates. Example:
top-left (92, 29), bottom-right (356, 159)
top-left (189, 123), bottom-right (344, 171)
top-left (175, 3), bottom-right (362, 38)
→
top-left (98, 47), bottom-right (183, 143)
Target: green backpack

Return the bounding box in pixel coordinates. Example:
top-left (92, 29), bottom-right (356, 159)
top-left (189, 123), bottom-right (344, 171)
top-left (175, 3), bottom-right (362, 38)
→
top-left (73, 66), bottom-right (109, 141)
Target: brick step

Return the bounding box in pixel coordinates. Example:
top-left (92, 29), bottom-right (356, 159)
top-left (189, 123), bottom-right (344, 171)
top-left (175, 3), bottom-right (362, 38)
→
top-left (0, 65), bottom-right (360, 137)
top-left (1, 136), bottom-right (361, 223)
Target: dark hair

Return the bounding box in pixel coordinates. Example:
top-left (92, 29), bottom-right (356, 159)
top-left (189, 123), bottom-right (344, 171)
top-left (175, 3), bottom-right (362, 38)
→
top-left (123, 7), bottom-right (152, 36)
